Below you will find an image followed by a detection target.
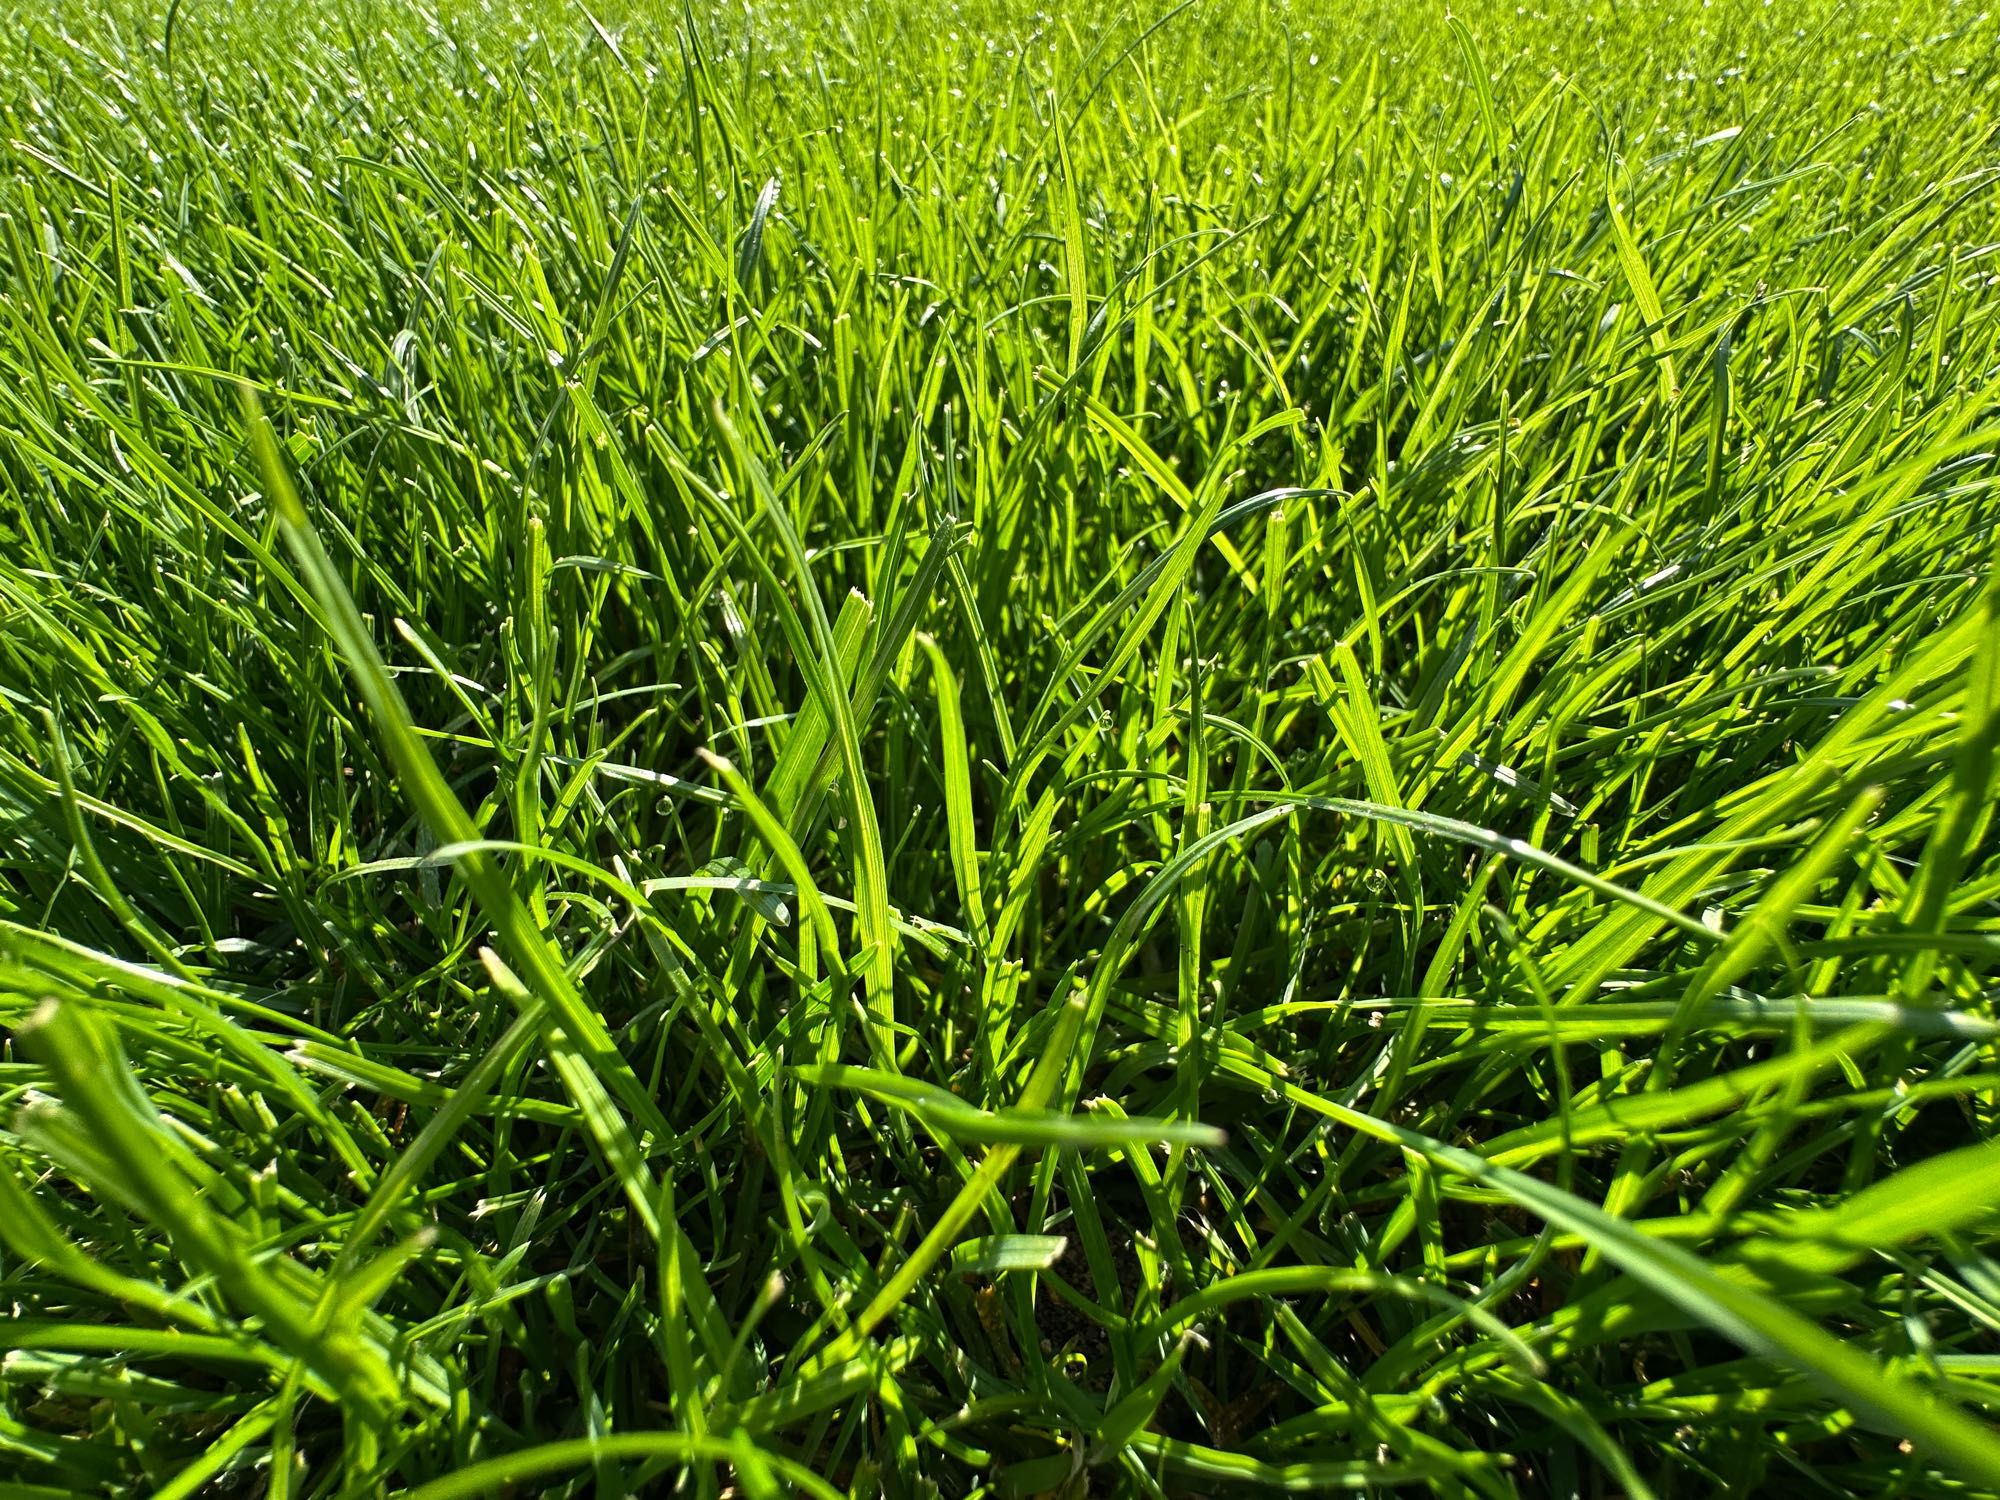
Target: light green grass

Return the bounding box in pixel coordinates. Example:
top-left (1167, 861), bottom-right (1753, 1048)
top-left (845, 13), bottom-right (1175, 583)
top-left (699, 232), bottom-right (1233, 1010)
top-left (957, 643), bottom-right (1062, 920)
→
top-left (2, 0), bottom-right (1999, 1493)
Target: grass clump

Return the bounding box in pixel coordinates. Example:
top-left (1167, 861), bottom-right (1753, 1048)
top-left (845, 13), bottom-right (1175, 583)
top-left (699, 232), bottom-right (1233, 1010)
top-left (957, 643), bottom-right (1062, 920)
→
top-left (3, 0), bottom-right (2000, 1493)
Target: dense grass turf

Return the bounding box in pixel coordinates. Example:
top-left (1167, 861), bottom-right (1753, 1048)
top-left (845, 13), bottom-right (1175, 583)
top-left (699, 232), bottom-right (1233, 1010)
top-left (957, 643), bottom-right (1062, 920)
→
top-left (2, 0), bottom-right (2000, 1492)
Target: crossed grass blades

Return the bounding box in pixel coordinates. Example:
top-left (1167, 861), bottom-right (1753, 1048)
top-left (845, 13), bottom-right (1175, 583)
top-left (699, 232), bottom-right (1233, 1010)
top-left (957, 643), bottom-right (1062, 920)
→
top-left (2, 0), bottom-right (1999, 1493)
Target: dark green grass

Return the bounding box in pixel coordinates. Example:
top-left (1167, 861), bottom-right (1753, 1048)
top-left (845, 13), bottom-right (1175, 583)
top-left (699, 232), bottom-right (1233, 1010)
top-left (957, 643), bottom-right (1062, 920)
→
top-left (3, 0), bottom-right (2000, 1493)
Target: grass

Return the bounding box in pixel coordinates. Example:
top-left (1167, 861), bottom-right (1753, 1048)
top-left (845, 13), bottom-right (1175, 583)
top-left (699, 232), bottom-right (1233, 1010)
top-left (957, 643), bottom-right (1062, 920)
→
top-left (1, 0), bottom-right (1999, 1492)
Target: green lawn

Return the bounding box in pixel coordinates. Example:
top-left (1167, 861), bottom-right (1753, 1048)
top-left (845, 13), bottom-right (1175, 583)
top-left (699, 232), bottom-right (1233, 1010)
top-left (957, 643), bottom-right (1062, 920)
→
top-left (3, 0), bottom-right (1999, 1493)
